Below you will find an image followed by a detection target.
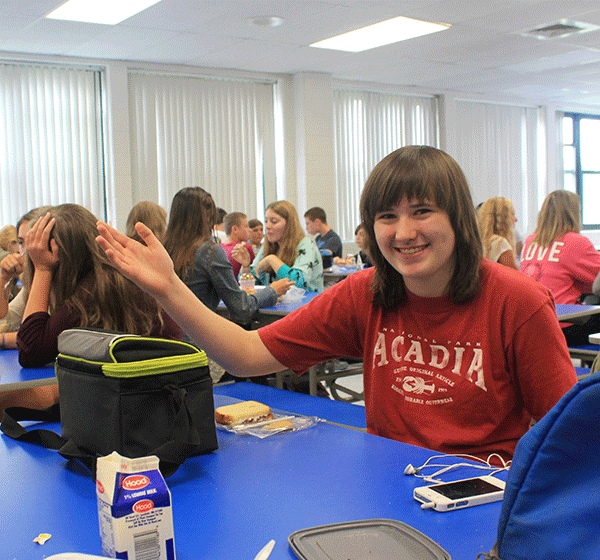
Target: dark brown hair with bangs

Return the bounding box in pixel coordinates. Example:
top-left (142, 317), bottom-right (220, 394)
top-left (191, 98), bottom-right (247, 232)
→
top-left (360, 145), bottom-right (482, 308)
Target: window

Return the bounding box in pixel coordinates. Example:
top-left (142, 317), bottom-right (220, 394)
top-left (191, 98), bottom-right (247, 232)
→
top-left (128, 72), bottom-right (276, 221)
top-left (333, 88), bottom-right (438, 240)
top-left (453, 100), bottom-right (540, 237)
top-left (0, 62), bottom-right (105, 226)
top-left (562, 113), bottom-right (600, 229)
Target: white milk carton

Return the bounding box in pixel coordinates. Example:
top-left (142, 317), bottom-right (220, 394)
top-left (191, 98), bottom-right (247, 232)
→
top-left (96, 452), bottom-right (176, 560)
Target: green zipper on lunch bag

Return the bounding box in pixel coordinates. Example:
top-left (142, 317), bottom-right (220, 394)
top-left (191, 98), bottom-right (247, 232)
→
top-left (102, 352), bottom-right (208, 378)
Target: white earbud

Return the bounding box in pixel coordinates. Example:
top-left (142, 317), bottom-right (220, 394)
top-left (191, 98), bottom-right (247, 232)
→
top-left (404, 464), bottom-right (419, 475)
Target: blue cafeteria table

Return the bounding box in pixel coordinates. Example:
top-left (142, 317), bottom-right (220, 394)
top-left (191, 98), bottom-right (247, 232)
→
top-left (0, 348), bottom-right (55, 390)
top-left (0, 382), bottom-right (501, 559)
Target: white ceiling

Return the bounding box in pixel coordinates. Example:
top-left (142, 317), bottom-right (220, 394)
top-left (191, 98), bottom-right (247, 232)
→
top-left (2, 0), bottom-right (600, 107)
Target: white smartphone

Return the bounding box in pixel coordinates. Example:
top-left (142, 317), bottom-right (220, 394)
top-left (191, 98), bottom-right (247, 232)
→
top-left (413, 475), bottom-right (505, 512)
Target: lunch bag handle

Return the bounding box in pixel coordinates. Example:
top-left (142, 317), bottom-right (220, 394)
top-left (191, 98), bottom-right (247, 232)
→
top-left (1, 387), bottom-right (202, 478)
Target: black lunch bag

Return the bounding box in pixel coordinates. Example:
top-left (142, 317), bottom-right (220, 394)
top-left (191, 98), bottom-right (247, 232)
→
top-left (1, 328), bottom-right (218, 477)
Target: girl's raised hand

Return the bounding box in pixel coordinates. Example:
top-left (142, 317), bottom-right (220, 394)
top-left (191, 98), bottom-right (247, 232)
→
top-left (96, 221), bottom-right (176, 299)
top-left (26, 212), bottom-right (59, 272)
top-left (231, 243), bottom-right (251, 267)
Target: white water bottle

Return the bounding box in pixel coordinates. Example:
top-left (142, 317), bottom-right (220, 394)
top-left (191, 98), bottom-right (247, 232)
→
top-left (356, 252), bottom-right (363, 270)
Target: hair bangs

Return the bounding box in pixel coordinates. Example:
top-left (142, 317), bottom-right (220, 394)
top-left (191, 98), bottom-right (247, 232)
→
top-left (362, 147), bottom-right (458, 224)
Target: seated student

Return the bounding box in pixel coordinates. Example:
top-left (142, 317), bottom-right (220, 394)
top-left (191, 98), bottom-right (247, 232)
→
top-left (18, 205), bottom-right (182, 367)
top-left (212, 207), bottom-right (227, 243)
top-left (0, 251), bottom-right (23, 340)
top-left (304, 207), bottom-right (342, 268)
top-left (97, 146), bottom-right (576, 461)
top-left (220, 212), bottom-right (255, 279)
top-left (2, 204), bottom-right (182, 413)
top-left (0, 225), bottom-right (21, 304)
top-left (248, 218), bottom-right (264, 252)
top-left (0, 207), bottom-right (52, 349)
top-left (0, 224), bottom-right (19, 255)
top-left (126, 201), bottom-right (167, 243)
top-left (163, 187), bottom-right (292, 325)
top-left (334, 224), bottom-right (373, 268)
top-left (234, 200), bottom-right (324, 293)
top-left (477, 197), bottom-right (519, 270)
top-left (521, 190), bottom-right (600, 346)
top-left (0, 228), bottom-right (20, 321)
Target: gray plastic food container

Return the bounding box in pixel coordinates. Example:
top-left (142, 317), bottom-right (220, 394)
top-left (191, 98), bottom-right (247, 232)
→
top-left (289, 518), bottom-right (451, 559)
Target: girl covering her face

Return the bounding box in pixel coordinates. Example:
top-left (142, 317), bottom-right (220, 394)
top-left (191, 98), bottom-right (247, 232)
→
top-left (8, 203), bottom-right (181, 413)
top-left (21, 204), bottom-right (170, 338)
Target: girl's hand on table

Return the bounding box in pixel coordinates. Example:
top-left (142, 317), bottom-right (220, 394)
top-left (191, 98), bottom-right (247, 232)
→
top-left (270, 278), bottom-right (295, 297)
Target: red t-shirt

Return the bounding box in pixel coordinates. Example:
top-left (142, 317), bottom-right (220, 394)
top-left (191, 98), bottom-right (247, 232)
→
top-left (259, 261), bottom-right (576, 459)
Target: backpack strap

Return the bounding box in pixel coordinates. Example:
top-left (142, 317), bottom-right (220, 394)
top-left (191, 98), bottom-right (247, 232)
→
top-left (1, 404), bottom-right (64, 448)
top-left (1, 399), bottom-right (197, 478)
top-left (0, 405), bottom-right (95, 472)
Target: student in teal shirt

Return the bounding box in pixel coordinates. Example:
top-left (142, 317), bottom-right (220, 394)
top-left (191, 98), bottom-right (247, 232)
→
top-left (233, 200), bottom-right (324, 292)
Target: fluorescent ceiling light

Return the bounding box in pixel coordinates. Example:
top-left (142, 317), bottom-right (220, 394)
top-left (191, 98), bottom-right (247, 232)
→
top-left (47, 0), bottom-right (161, 25)
top-left (310, 16), bottom-right (450, 52)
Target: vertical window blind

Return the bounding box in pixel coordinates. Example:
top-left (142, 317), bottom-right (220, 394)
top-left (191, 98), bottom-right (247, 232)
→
top-left (0, 63), bottom-right (105, 225)
top-left (128, 72), bottom-right (276, 221)
top-left (333, 88), bottom-right (439, 240)
top-left (452, 100), bottom-right (539, 235)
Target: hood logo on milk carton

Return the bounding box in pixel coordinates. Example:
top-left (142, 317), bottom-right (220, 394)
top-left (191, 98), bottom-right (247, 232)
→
top-left (133, 499), bottom-right (155, 513)
top-left (123, 474), bottom-right (150, 490)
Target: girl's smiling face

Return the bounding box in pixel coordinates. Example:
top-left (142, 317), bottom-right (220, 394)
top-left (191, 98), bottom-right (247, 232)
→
top-left (374, 198), bottom-right (456, 297)
top-left (265, 208), bottom-right (287, 244)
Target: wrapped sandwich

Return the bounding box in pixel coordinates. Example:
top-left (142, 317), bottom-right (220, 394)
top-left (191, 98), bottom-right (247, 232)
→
top-left (214, 400), bottom-right (273, 426)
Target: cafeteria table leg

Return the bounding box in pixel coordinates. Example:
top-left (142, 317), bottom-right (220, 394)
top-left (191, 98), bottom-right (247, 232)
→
top-left (308, 365), bottom-right (319, 396)
top-left (275, 370), bottom-right (286, 390)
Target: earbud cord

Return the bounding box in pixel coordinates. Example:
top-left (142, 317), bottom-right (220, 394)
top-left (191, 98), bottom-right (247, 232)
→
top-left (404, 453), bottom-right (511, 484)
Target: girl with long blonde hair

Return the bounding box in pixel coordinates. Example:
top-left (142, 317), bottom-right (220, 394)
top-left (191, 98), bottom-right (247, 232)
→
top-left (477, 197), bottom-right (518, 270)
top-left (234, 200), bottom-right (323, 292)
top-left (126, 201), bottom-right (167, 243)
top-left (529, 190), bottom-right (581, 247)
top-left (520, 190), bottom-right (600, 345)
